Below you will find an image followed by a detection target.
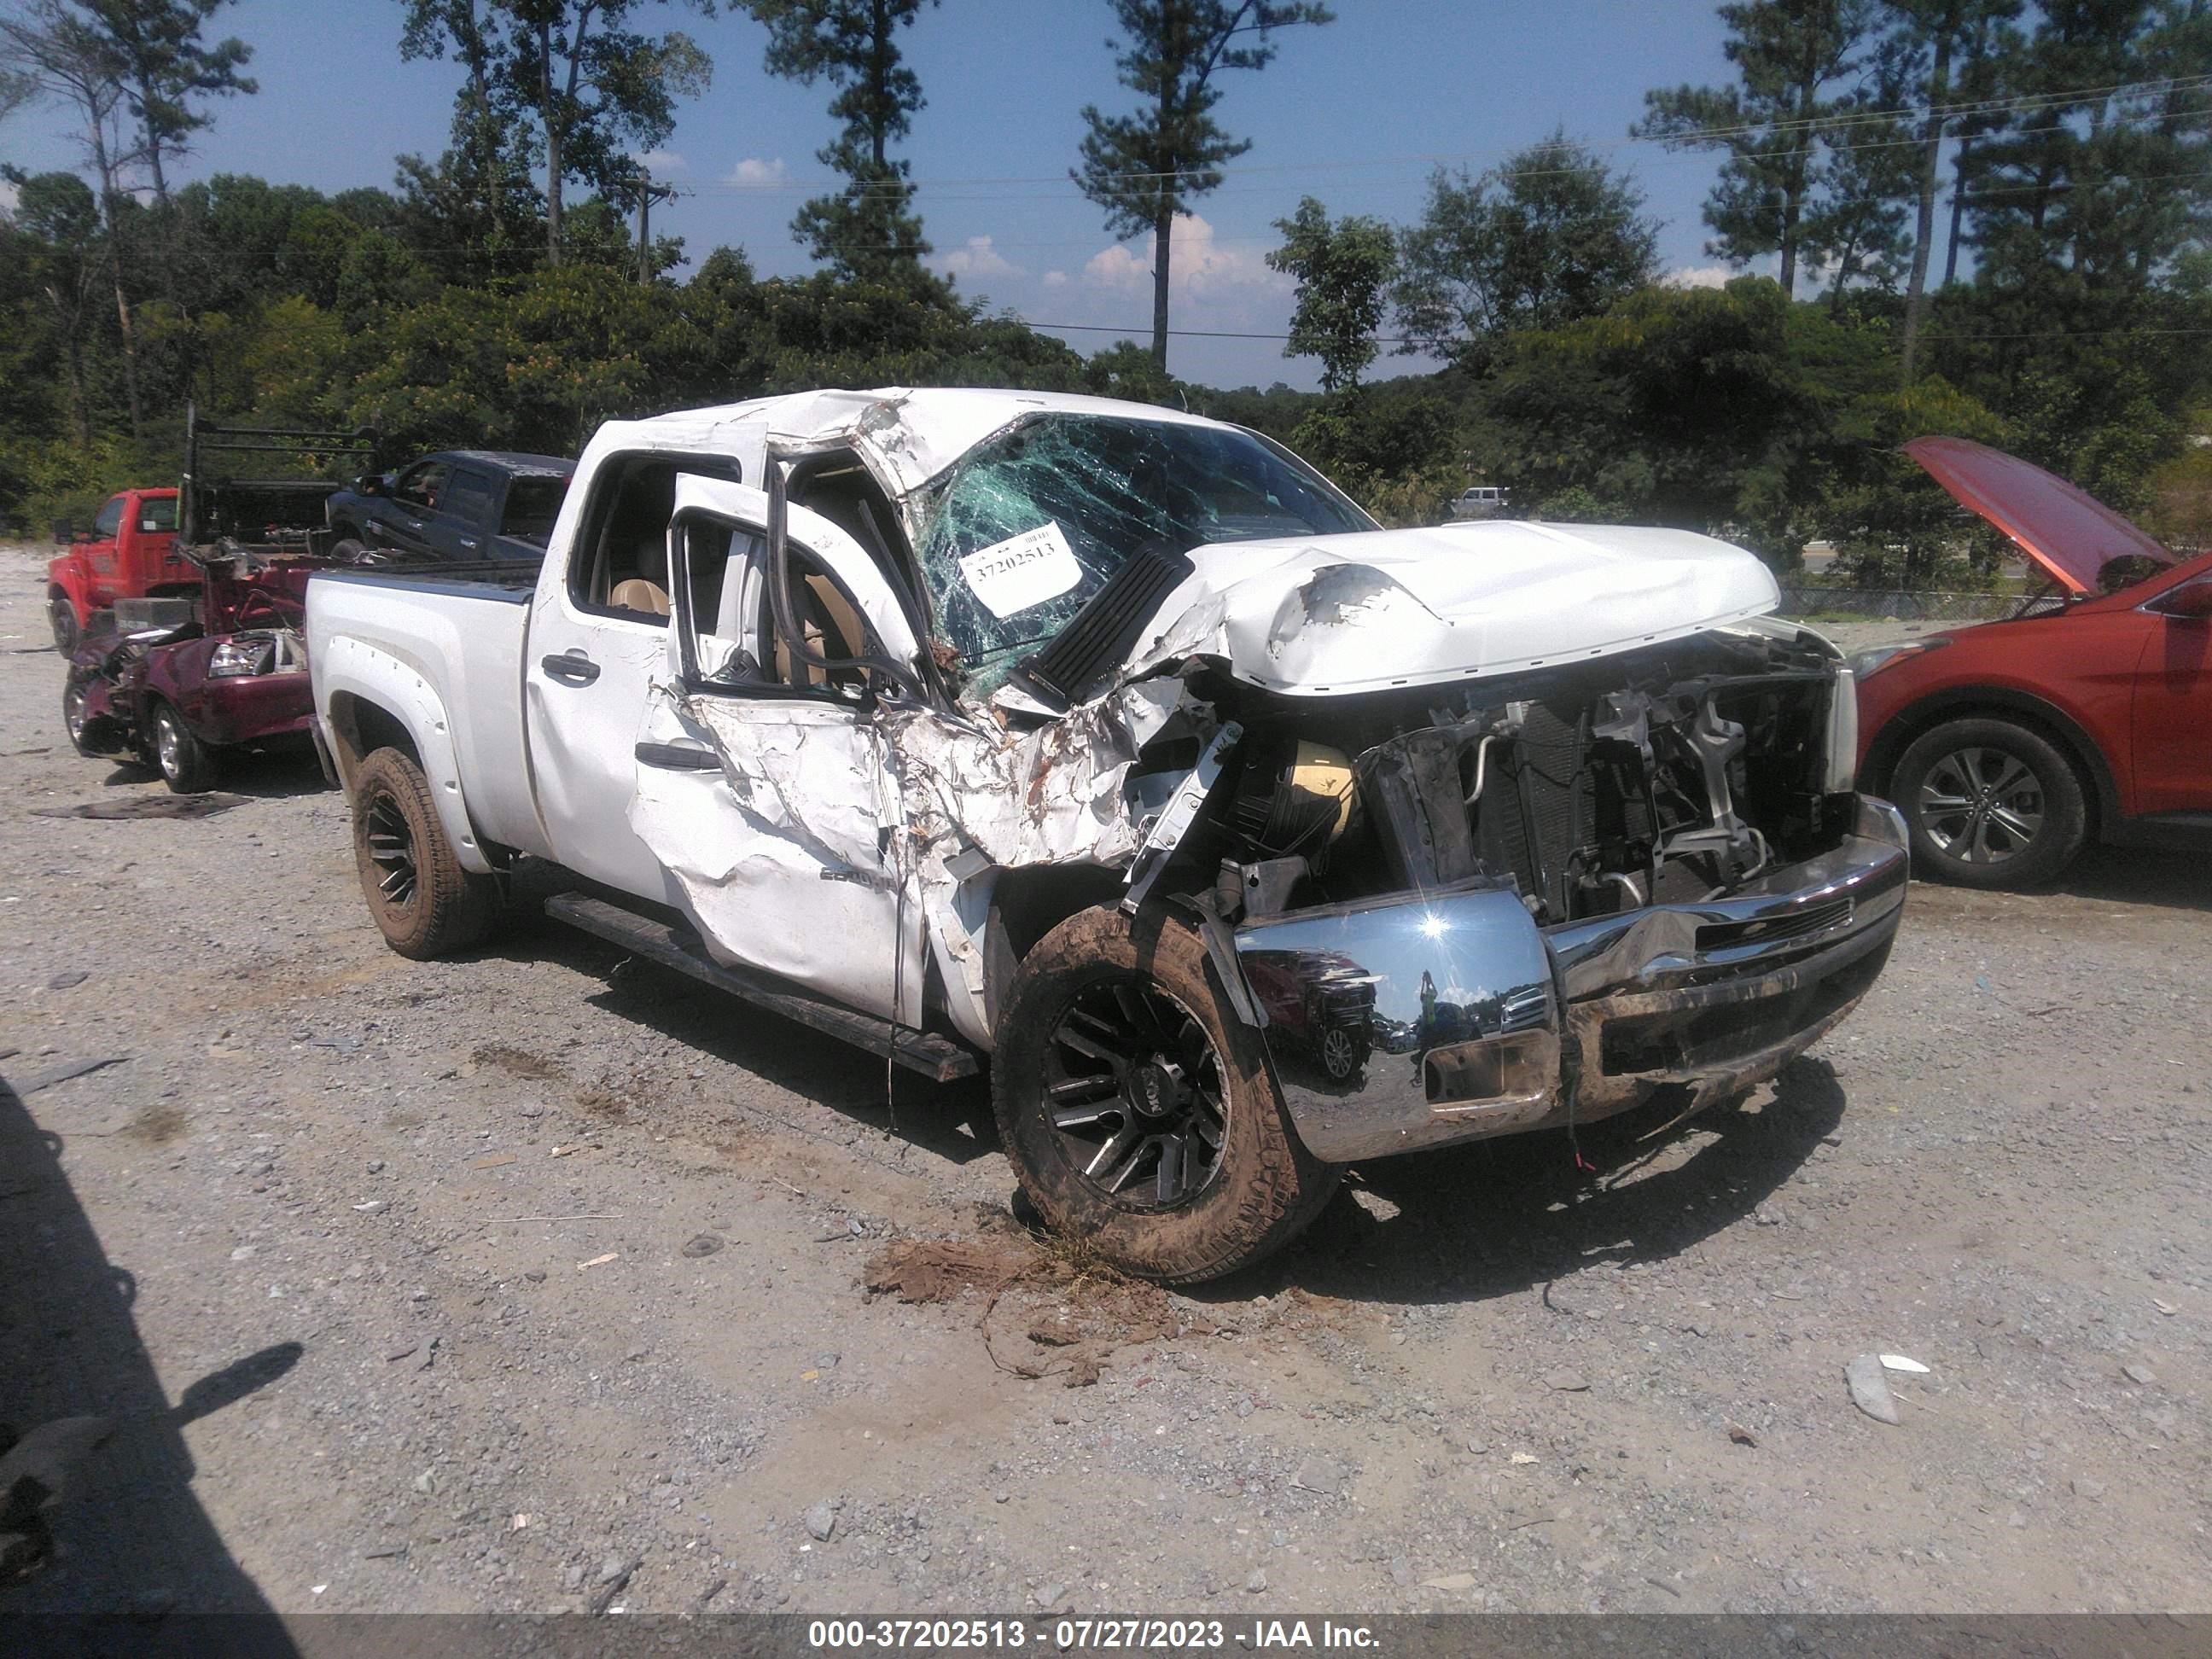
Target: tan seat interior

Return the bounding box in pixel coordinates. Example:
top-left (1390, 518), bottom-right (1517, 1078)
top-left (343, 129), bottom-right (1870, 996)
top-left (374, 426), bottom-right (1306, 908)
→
top-left (609, 578), bottom-right (670, 616)
top-left (772, 573), bottom-right (868, 689)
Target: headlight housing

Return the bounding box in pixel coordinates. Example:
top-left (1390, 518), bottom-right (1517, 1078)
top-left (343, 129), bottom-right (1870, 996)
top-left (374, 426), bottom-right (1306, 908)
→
top-left (1825, 667), bottom-right (1859, 794)
top-left (1846, 637), bottom-right (1949, 681)
top-left (208, 632), bottom-right (276, 677)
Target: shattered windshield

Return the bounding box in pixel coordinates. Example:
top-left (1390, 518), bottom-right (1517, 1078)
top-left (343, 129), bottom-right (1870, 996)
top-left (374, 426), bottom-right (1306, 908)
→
top-left (914, 413), bottom-right (1372, 694)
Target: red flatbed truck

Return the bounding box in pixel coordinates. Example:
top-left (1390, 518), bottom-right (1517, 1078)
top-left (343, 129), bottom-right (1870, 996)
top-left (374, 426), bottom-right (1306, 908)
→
top-left (44, 486), bottom-right (188, 654)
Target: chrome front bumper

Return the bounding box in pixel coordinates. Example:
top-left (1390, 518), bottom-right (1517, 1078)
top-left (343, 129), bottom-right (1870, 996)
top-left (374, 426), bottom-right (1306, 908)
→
top-left (1232, 796), bottom-right (1909, 1163)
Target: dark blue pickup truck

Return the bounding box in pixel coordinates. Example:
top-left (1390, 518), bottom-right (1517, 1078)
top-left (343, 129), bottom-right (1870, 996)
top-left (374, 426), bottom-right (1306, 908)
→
top-left (325, 450), bottom-right (573, 565)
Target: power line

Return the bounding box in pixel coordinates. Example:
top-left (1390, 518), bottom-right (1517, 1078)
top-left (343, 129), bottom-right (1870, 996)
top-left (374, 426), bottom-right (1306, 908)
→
top-left (676, 73), bottom-right (2212, 198)
top-left (1015, 317), bottom-right (2212, 346)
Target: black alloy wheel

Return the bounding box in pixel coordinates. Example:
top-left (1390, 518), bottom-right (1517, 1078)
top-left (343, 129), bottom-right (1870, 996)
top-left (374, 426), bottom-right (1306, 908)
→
top-left (364, 789), bottom-right (419, 910)
top-left (349, 747), bottom-right (498, 958)
top-left (1043, 977), bottom-right (1228, 1208)
top-left (992, 905), bottom-right (1338, 1284)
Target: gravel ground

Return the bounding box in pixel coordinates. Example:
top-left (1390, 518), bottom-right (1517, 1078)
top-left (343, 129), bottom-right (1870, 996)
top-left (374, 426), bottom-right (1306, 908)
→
top-left (3, 544), bottom-right (2207, 1617)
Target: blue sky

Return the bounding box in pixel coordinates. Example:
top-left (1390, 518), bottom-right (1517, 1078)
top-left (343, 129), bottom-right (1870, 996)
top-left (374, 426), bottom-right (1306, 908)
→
top-left (2, 0), bottom-right (1753, 387)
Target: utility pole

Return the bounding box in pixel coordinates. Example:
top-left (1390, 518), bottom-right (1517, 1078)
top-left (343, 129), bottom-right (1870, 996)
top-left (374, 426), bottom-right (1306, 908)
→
top-left (634, 171), bottom-right (678, 284)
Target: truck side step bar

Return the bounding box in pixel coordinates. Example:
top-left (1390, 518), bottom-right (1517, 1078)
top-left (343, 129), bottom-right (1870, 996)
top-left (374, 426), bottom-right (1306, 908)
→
top-left (544, 893), bottom-right (981, 1084)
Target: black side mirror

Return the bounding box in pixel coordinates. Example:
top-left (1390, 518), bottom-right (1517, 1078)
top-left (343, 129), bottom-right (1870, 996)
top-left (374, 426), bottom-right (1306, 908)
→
top-left (353, 473), bottom-right (384, 496)
top-left (51, 519), bottom-right (74, 546)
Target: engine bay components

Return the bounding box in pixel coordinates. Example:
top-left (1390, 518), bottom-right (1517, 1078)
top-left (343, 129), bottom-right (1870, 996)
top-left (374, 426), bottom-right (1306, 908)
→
top-left (1174, 622), bottom-right (1854, 933)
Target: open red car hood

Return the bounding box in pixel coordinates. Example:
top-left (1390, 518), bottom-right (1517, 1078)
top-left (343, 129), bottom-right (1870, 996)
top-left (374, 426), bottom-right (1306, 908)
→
top-left (1903, 435), bottom-right (2177, 595)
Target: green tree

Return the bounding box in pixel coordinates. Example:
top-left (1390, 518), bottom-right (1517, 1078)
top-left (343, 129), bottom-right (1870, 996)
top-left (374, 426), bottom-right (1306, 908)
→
top-left (334, 230), bottom-right (440, 323)
top-left (436, 2), bottom-right (715, 268)
top-left (745, 1), bottom-right (940, 283)
top-left (1266, 196), bottom-right (1395, 392)
top-left (1818, 373), bottom-right (2010, 585)
top-left (741, 272), bottom-right (1086, 393)
top-left (1289, 387), bottom-right (1459, 520)
top-left (2, 168), bottom-right (104, 445)
top-left (1474, 277), bottom-right (1834, 557)
top-left (1877, 1), bottom-right (2020, 377)
top-left (1939, 4), bottom-right (2009, 285)
top-left (1393, 130), bottom-right (1658, 369)
top-left (77, 0), bottom-right (256, 204)
top-left (165, 172), bottom-right (327, 314)
top-left (1635, 0), bottom-right (1874, 299)
top-left (0, 60), bottom-right (35, 122)
top-left (391, 146), bottom-right (545, 283)
top-left (400, 0), bottom-right (540, 265)
top-left (1797, 57), bottom-right (1915, 305)
top-left (1073, 0), bottom-right (1333, 370)
top-left (1968, 1), bottom-right (2212, 295)
top-left (1, 0), bottom-right (148, 439)
top-left (1080, 338), bottom-right (1182, 405)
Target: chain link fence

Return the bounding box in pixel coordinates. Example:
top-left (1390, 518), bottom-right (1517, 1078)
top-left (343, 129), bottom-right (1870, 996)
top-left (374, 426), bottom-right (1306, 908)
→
top-left (1776, 587), bottom-right (2045, 622)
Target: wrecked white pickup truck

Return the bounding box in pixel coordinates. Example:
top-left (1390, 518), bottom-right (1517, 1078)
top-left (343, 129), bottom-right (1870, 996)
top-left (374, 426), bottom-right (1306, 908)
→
top-left (306, 388), bottom-right (1906, 1283)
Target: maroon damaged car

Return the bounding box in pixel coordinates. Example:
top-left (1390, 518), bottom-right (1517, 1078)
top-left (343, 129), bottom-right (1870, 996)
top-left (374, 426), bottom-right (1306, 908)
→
top-left (62, 557), bottom-right (319, 792)
top-left (60, 410), bottom-right (396, 792)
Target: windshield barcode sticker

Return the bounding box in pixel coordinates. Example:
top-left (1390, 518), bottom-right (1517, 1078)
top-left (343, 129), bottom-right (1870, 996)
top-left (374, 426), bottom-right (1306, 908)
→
top-left (958, 522), bottom-right (1082, 619)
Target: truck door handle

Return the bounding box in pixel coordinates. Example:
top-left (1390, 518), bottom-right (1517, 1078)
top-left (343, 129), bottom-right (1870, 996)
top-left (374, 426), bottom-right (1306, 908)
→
top-left (457, 537), bottom-right (479, 551)
top-left (541, 651), bottom-right (600, 686)
top-left (635, 741), bottom-right (719, 771)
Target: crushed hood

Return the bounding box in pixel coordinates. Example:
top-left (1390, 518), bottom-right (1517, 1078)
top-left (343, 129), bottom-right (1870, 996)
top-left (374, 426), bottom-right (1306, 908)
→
top-left (1126, 521), bottom-right (1781, 696)
top-left (1904, 435), bottom-right (2175, 596)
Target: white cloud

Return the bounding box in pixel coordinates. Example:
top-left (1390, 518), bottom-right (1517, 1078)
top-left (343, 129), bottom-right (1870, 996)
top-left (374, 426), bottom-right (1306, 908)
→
top-left (1662, 264), bottom-right (1735, 290)
top-left (725, 156), bottom-right (789, 187)
top-left (1083, 242), bottom-right (1148, 289)
top-left (1081, 213), bottom-right (1288, 298)
top-left (1041, 269), bottom-right (1069, 288)
top-left (934, 235), bottom-right (1024, 281)
top-left (635, 148), bottom-right (686, 175)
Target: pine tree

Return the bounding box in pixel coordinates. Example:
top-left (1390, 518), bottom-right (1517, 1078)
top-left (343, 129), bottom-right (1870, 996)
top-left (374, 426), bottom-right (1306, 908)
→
top-left (746, 0), bottom-right (937, 283)
top-left (1636, 0), bottom-right (1875, 298)
top-left (1072, 0), bottom-right (1333, 370)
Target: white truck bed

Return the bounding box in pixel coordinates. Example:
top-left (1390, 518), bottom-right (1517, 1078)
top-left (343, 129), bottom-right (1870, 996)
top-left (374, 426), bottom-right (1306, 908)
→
top-left (305, 568), bottom-right (550, 869)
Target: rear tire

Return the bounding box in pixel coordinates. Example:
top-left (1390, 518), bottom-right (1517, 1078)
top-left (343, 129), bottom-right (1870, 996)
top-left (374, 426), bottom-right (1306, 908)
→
top-left (1892, 716), bottom-right (2087, 889)
top-left (350, 746), bottom-right (497, 958)
top-left (150, 700), bottom-right (218, 794)
top-left (991, 905), bottom-right (1338, 1285)
top-left (330, 537), bottom-right (370, 564)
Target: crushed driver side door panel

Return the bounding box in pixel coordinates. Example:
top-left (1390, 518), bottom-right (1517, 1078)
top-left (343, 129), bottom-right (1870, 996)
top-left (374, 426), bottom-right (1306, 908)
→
top-left (625, 480), bottom-right (925, 1023)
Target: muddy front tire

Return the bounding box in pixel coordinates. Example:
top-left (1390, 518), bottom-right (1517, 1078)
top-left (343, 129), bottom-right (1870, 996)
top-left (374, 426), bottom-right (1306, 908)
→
top-left (992, 905), bottom-right (1337, 1285)
top-left (351, 746), bottom-right (496, 959)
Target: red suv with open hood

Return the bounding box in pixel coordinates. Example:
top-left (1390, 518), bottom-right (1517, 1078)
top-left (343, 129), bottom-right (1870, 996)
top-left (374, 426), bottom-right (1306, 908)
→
top-left (1853, 437), bottom-right (2212, 888)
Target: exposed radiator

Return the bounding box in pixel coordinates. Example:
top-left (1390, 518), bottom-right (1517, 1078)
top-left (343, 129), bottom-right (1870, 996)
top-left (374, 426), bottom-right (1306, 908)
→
top-left (1477, 697), bottom-right (1591, 919)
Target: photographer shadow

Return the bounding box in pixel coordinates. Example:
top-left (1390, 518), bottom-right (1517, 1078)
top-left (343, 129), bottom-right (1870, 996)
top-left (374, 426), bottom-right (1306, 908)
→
top-left (1263, 1057), bottom-right (1849, 1306)
top-left (0, 1076), bottom-right (302, 1641)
